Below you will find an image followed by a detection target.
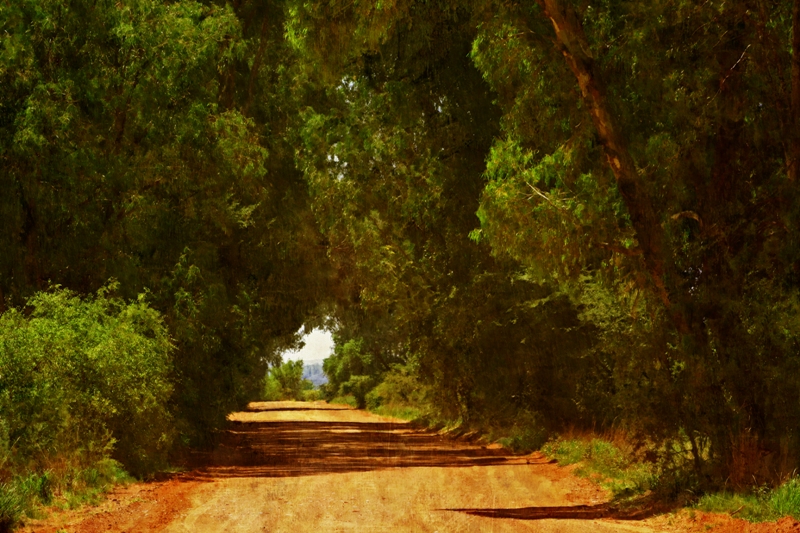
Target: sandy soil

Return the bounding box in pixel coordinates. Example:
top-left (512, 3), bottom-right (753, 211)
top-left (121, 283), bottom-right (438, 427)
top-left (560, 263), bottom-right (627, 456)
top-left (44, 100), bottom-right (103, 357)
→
top-left (20, 401), bottom-right (799, 533)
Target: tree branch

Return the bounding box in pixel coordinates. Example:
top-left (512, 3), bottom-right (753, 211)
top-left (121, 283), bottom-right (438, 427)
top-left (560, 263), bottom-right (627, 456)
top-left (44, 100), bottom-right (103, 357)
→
top-left (539, 0), bottom-right (687, 332)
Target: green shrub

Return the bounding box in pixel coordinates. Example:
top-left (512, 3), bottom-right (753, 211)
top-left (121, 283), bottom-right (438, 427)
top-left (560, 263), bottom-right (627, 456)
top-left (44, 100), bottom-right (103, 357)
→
top-left (322, 338), bottom-right (384, 408)
top-left (363, 363), bottom-right (428, 419)
top-left (340, 375), bottom-right (374, 409)
top-left (696, 492), bottom-right (776, 522)
top-left (498, 426), bottom-right (548, 453)
top-left (542, 438), bottom-right (591, 465)
top-left (370, 404), bottom-right (421, 420)
top-left (542, 437), bottom-right (657, 498)
top-left (263, 374), bottom-right (282, 401)
top-left (301, 389), bottom-right (322, 402)
top-left (0, 483), bottom-right (22, 533)
top-left (0, 284), bottom-right (174, 478)
top-left (262, 360), bottom-right (305, 400)
top-left (15, 472), bottom-right (53, 506)
top-left (768, 477), bottom-right (800, 519)
top-left (697, 477), bottom-right (800, 523)
top-left (329, 395), bottom-right (358, 408)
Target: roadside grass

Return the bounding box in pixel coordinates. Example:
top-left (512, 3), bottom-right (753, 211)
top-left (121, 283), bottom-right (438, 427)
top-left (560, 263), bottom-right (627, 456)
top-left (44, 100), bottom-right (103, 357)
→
top-left (321, 392), bottom-right (800, 526)
top-left (328, 395), bottom-right (358, 408)
top-left (369, 404), bottom-right (421, 421)
top-left (541, 436), bottom-right (658, 499)
top-left (541, 435), bottom-right (800, 524)
top-left (0, 459), bottom-right (133, 531)
top-left (696, 477), bottom-right (800, 523)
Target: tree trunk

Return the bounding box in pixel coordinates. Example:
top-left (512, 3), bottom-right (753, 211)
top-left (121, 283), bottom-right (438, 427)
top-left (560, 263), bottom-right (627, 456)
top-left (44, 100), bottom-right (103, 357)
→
top-left (539, 0), bottom-right (688, 332)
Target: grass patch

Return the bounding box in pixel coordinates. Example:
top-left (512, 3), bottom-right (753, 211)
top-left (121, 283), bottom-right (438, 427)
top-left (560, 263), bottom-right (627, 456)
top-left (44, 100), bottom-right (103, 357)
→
top-left (369, 404), bottom-right (421, 421)
top-left (56, 459), bottom-right (133, 510)
top-left (696, 492), bottom-right (775, 522)
top-left (0, 459), bottom-right (134, 530)
top-left (542, 437), bottom-right (657, 498)
top-left (696, 477), bottom-right (800, 523)
top-left (0, 482), bottom-right (23, 532)
top-left (769, 477), bottom-right (800, 518)
top-left (329, 395), bottom-right (358, 408)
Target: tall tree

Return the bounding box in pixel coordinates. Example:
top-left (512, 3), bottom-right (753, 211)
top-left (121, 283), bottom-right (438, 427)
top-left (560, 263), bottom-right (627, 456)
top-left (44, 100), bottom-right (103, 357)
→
top-left (0, 0), bottom-right (329, 442)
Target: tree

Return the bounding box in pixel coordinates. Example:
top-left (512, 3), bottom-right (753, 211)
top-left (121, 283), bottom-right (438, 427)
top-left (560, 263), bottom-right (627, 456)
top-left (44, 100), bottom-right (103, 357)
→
top-left (0, 0), bottom-right (330, 444)
top-left (263, 360), bottom-right (306, 401)
top-left (289, 0), bottom-right (800, 483)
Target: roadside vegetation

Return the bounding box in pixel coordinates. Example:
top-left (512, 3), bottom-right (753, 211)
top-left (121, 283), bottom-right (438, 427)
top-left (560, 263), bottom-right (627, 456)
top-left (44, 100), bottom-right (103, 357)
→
top-left (0, 286), bottom-right (172, 530)
top-left (262, 360), bottom-right (319, 402)
top-left (695, 479), bottom-right (800, 523)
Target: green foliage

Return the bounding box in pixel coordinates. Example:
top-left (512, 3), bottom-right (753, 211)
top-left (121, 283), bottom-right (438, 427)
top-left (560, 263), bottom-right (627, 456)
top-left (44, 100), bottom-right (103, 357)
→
top-left (369, 405), bottom-right (421, 421)
top-left (696, 478), bottom-right (800, 523)
top-left (0, 0), bottom-right (329, 448)
top-left (768, 478), bottom-right (800, 519)
top-left (328, 395), bottom-right (358, 409)
top-left (365, 364), bottom-right (425, 412)
top-left (467, 0), bottom-right (800, 485)
top-left (2, 0), bottom-right (800, 507)
top-left (300, 388), bottom-right (322, 402)
top-left (364, 362), bottom-right (427, 420)
top-left (322, 339), bottom-right (382, 409)
top-left (262, 374), bottom-right (282, 402)
top-left (262, 361), bottom-right (305, 401)
top-left (0, 459), bottom-right (132, 530)
top-left (0, 285), bottom-right (173, 477)
top-left (495, 412), bottom-right (548, 453)
top-left (696, 492), bottom-right (777, 522)
top-left (0, 483), bottom-right (22, 533)
top-left (542, 438), bottom-right (658, 498)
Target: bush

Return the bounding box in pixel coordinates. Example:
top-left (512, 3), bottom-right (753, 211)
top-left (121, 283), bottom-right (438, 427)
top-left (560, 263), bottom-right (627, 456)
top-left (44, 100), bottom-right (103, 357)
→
top-left (262, 360), bottom-right (305, 400)
top-left (769, 477), bottom-right (800, 519)
top-left (0, 284), bottom-right (174, 478)
top-left (365, 364), bottom-right (424, 410)
top-left (329, 395), bottom-right (358, 408)
top-left (262, 374), bottom-right (282, 401)
top-left (542, 437), bottom-right (657, 498)
top-left (301, 389), bottom-right (322, 402)
top-left (322, 338), bottom-right (383, 408)
top-left (496, 412), bottom-right (548, 453)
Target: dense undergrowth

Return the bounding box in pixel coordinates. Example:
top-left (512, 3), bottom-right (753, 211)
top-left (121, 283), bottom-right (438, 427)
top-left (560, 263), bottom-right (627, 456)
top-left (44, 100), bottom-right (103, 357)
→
top-left (0, 459), bottom-right (132, 532)
top-left (542, 434), bottom-right (800, 523)
top-left (0, 285), bottom-right (173, 530)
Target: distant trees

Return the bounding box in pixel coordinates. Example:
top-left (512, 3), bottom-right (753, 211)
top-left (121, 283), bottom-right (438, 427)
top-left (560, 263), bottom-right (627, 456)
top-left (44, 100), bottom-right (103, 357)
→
top-left (321, 338), bottom-right (384, 408)
top-left (263, 361), bottom-right (309, 401)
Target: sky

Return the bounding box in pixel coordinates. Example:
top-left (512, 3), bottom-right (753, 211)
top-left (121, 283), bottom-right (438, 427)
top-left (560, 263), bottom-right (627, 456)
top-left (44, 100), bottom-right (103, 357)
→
top-left (282, 328), bottom-right (334, 363)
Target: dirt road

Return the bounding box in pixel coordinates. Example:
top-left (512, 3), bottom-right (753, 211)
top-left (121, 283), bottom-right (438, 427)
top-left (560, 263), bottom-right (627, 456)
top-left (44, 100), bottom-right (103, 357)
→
top-left (22, 402), bottom-right (699, 532)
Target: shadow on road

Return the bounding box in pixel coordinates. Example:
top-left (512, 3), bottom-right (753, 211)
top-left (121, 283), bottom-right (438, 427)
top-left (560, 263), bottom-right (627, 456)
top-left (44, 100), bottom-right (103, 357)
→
top-left (442, 499), bottom-right (670, 521)
top-left (173, 404), bottom-right (668, 523)
top-left (180, 407), bottom-right (535, 480)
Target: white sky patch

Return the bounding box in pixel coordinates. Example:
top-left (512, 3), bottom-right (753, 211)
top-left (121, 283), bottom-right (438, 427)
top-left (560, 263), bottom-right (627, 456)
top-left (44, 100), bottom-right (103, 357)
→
top-left (282, 328), bottom-right (334, 364)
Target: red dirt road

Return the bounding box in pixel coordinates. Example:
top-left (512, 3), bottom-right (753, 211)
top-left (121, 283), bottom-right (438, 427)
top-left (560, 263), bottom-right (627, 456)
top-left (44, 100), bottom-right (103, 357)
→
top-left (21, 401), bottom-right (798, 533)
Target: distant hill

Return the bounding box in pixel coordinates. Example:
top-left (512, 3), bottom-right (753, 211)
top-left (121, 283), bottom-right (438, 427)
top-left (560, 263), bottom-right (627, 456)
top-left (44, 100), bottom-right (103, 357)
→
top-left (302, 359), bottom-right (328, 386)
